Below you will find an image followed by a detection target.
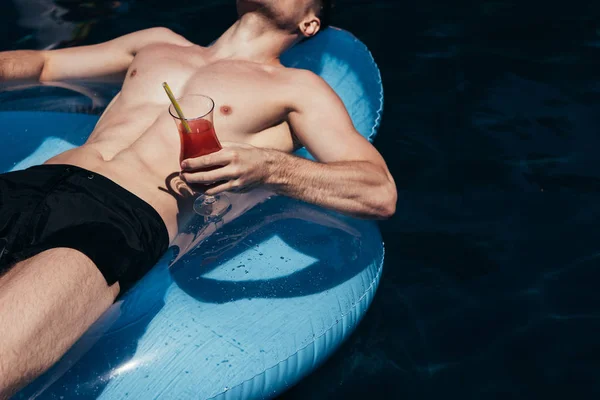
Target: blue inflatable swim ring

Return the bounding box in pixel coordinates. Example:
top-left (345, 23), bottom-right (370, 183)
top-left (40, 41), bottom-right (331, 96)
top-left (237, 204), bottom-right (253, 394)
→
top-left (1, 27), bottom-right (385, 399)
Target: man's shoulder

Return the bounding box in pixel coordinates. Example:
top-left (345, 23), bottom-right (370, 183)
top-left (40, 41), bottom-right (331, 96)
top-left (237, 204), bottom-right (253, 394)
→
top-left (136, 27), bottom-right (191, 43)
top-left (276, 67), bottom-right (330, 92)
top-left (125, 27), bottom-right (194, 53)
top-left (273, 67), bottom-right (342, 112)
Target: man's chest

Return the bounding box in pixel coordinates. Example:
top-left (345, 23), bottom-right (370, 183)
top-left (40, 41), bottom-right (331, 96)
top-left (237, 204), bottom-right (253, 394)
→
top-left (123, 46), bottom-right (291, 136)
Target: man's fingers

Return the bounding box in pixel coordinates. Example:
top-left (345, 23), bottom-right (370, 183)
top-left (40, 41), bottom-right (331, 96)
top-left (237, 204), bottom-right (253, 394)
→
top-left (174, 177), bottom-right (196, 197)
top-left (181, 165), bottom-right (240, 184)
top-left (181, 149), bottom-right (233, 170)
top-left (203, 180), bottom-right (259, 195)
top-left (204, 180), bottom-right (240, 196)
top-left (218, 141), bottom-right (236, 148)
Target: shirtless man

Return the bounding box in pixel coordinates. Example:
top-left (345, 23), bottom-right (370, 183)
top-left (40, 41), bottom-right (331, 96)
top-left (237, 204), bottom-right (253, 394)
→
top-left (0, 0), bottom-right (396, 395)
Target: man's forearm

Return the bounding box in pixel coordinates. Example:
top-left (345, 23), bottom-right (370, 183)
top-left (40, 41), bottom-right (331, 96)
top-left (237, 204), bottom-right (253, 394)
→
top-left (264, 150), bottom-right (397, 219)
top-left (0, 50), bottom-right (46, 82)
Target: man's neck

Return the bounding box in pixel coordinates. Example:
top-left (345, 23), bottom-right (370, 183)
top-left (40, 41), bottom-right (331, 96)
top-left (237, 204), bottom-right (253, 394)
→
top-left (207, 13), bottom-right (299, 66)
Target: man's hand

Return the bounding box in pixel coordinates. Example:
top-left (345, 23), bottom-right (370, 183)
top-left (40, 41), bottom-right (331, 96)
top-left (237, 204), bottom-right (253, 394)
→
top-left (180, 142), bottom-right (277, 195)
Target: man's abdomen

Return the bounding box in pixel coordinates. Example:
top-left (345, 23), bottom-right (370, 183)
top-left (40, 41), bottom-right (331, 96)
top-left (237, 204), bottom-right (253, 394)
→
top-left (45, 144), bottom-right (182, 242)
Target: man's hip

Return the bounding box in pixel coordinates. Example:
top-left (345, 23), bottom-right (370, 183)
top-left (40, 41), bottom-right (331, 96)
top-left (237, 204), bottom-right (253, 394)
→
top-left (0, 164), bottom-right (169, 293)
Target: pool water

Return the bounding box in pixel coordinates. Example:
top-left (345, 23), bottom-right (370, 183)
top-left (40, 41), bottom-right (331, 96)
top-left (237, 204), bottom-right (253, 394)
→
top-left (2, 0), bottom-right (600, 398)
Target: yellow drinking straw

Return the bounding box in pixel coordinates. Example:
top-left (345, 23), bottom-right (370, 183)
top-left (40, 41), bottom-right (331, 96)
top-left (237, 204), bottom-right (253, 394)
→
top-left (162, 82), bottom-right (191, 133)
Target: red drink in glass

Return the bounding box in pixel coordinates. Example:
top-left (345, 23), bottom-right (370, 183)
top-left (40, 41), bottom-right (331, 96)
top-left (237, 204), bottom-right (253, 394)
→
top-left (177, 118), bottom-right (222, 162)
top-left (169, 94), bottom-right (231, 218)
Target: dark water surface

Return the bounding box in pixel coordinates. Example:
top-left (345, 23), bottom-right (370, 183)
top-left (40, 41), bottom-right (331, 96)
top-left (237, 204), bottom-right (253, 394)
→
top-left (2, 0), bottom-right (600, 398)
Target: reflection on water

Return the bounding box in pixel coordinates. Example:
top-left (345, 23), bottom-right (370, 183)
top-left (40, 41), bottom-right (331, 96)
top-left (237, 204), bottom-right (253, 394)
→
top-left (8, 0), bottom-right (131, 49)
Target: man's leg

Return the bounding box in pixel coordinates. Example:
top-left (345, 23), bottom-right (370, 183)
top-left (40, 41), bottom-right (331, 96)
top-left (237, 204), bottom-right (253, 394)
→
top-left (0, 248), bottom-right (119, 398)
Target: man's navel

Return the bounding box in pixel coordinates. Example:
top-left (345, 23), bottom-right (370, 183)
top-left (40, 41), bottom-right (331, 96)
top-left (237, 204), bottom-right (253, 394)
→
top-left (129, 69), bottom-right (137, 78)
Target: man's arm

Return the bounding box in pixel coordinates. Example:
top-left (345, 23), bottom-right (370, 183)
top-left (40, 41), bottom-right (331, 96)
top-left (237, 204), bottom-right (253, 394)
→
top-left (266, 71), bottom-right (396, 219)
top-left (181, 71), bottom-right (397, 220)
top-left (0, 27), bottom-right (191, 82)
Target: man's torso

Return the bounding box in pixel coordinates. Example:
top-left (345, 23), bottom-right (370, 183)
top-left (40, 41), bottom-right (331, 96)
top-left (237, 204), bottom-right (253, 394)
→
top-left (46, 43), bottom-right (300, 240)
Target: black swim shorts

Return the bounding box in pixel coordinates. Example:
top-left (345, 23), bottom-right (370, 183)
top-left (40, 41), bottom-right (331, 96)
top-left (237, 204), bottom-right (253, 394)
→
top-left (0, 164), bottom-right (169, 293)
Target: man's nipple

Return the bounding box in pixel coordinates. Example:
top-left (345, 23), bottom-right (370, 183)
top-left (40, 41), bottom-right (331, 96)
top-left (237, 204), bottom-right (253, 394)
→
top-left (220, 105), bottom-right (232, 115)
